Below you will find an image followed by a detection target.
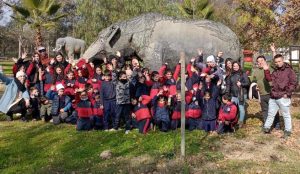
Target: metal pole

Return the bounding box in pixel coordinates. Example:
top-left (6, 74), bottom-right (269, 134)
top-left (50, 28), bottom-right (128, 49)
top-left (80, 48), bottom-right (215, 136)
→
top-left (180, 52), bottom-right (186, 158)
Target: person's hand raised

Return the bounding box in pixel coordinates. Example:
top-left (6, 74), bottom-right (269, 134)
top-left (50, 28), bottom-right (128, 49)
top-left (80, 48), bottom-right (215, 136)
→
top-left (12, 57), bottom-right (18, 63)
top-left (21, 52), bottom-right (27, 59)
top-left (197, 48), bottom-right (203, 56)
top-left (270, 43), bottom-right (276, 52)
top-left (262, 61), bottom-right (269, 70)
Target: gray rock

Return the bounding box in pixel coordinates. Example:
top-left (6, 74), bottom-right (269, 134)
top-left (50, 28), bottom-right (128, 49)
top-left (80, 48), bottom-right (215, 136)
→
top-left (83, 13), bottom-right (240, 70)
top-left (99, 150), bottom-right (112, 160)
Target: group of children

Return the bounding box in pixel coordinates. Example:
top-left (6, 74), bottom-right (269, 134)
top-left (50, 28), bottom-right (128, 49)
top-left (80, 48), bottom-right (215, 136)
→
top-left (8, 48), bottom-right (238, 134)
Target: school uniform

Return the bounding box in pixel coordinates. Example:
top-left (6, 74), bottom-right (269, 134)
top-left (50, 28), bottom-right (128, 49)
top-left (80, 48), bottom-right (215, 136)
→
top-left (63, 79), bottom-right (77, 97)
top-left (171, 99), bottom-right (181, 130)
top-left (75, 76), bottom-right (88, 89)
top-left (76, 99), bottom-right (93, 131)
top-left (100, 79), bottom-right (116, 130)
top-left (217, 102), bottom-right (238, 134)
top-left (92, 100), bottom-right (104, 130)
top-left (133, 95), bottom-right (152, 134)
top-left (88, 74), bottom-right (102, 91)
top-left (152, 96), bottom-right (170, 132)
top-left (185, 100), bottom-right (202, 131)
top-left (46, 90), bottom-right (71, 125)
top-left (199, 85), bottom-right (220, 132)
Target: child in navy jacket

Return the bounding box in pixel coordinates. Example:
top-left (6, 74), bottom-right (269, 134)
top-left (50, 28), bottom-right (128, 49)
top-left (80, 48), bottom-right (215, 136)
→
top-left (46, 84), bottom-right (71, 125)
top-left (198, 80), bottom-right (221, 132)
top-left (152, 90), bottom-right (171, 132)
top-left (100, 70), bottom-right (117, 130)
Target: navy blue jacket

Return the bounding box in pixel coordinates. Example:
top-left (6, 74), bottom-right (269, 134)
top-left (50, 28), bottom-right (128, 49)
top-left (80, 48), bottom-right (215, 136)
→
top-left (100, 80), bottom-right (116, 104)
top-left (198, 85), bottom-right (220, 120)
top-left (46, 90), bottom-right (71, 116)
top-left (152, 96), bottom-right (170, 122)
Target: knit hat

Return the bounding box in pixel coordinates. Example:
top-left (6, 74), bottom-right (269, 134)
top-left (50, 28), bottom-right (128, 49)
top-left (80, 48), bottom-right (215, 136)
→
top-left (56, 83), bottom-right (64, 91)
top-left (16, 71), bottom-right (26, 78)
top-left (206, 55), bottom-right (215, 63)
top-left (37, 46), bottom-right (46, 51)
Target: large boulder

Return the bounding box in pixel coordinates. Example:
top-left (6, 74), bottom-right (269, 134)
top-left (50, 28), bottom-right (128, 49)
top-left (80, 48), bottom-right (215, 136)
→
top-left (83, 13), bottom-right (240, 70)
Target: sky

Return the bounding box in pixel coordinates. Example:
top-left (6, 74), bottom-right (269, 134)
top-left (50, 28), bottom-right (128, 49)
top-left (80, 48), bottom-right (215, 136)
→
top-left (0, 6), bottom-right (13, 26)
top-left (0, 0), bottom-right (16, 26)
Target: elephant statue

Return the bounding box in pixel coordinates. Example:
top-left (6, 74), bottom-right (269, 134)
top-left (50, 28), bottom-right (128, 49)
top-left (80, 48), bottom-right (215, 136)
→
top-left (53, 37), bottom-right (86, 60)
top-left (83, 13), bottom-right (241, 70)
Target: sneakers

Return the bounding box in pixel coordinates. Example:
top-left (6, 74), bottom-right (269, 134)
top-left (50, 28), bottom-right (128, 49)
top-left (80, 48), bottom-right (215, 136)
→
top-left (282, 131), bottom-right (291, 139)
top-left (125, 130), bottom-right (130, 134)
top-left (109, 128), bottom-right (117, 132)
top-left (263, 127), bottom-right (271, 134)
top-left (238, 122), bottom-right (244, 129)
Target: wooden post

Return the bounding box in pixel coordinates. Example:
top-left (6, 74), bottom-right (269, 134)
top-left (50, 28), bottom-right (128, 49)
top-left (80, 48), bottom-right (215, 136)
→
top-left (180, 52), bottom-right (186, 159)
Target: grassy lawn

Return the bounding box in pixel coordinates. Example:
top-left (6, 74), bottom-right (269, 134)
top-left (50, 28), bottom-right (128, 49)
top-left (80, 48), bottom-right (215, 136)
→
top-left (1, 115), bottom-right (300, 173)
top-left (0, 61), bottom-right (14, 75)
top-left (0, 119), bottom-right (223, 174)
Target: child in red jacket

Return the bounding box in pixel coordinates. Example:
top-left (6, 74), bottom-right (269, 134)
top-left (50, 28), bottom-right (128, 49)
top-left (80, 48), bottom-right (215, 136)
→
top-left (185, 93), bottom-right (202, 131)
top-left (64, 71), bottom-right (77, 98)
top-left (159, 63), bottom-right (180, 96)
top-left (76, 90), bottom-right (93, 131)
top-left (92, 94), bottom-right (104, 130)
top-left (131, 95), bottom-right (152, 134)
top-left (217, 94), bottom-right (238, 134)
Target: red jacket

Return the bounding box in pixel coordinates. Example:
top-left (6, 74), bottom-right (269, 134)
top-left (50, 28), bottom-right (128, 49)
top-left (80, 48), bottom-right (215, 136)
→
top-left (76, 100), bottom-right (93, 118)
top-left (218, 102), bottom-right (237, 122)
top-left (159, 64), bottom-right (180, 96)
top-left (133, 95), bottom-right (152, 121)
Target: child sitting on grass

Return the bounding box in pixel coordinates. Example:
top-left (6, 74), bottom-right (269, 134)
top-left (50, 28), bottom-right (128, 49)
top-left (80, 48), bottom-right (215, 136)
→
top-left (46, 84), bottom-right (71, 125)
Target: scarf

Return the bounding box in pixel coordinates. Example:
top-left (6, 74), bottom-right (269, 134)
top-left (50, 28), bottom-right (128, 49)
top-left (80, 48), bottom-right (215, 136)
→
top-left (14, 78), bottom-right (26, 92)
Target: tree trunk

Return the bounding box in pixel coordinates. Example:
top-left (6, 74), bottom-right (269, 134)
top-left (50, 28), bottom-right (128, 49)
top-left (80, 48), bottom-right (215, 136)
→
top-left (18, 35), bottom-right (22, 58)
top-left (35, 26), bottom-right (43, 48)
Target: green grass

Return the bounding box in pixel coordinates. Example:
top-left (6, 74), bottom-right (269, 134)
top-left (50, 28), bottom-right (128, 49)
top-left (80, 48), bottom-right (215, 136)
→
top-left (0, 61), bottom-right (13, 75)
top-left (0, 120), bottom-right (222, 173)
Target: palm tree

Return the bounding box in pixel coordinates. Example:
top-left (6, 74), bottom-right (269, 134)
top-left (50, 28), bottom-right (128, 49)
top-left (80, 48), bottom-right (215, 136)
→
top-left (177, 0), bottom-right (214, 20)
top-left (5, 0), bottom-right (65, 48)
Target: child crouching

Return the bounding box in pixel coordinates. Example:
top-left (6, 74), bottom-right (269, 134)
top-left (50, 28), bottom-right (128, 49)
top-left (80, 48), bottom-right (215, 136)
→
top-left (217, 94), bottom-right (238, 134)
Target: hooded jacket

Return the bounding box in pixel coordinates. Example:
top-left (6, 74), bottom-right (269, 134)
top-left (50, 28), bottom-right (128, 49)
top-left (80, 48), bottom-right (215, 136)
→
top-left (264, 63), bottom-right (297, 98)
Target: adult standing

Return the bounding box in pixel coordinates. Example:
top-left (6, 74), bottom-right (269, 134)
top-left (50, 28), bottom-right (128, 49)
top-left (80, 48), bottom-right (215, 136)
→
top-left (0, 71), bottom-right (30, 121)
top-left (262, 54), bottom-right (297, 138)
top-left (252, 55), bottom-right (280, 128)
top-left (226, 61), bottom-right (250, 127)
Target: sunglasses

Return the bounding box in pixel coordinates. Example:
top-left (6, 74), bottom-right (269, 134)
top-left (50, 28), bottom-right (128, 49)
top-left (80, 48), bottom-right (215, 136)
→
top-left (38, 49), bottom-right (46, 53)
